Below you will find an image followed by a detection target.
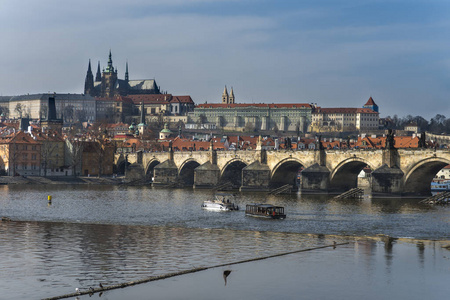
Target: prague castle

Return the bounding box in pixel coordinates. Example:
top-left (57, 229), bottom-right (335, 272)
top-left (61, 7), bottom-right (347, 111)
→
top-left (84, 51), bottom-right (161, 98)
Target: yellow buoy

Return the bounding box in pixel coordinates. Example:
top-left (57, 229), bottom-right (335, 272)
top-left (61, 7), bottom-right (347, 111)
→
top-left (48, 195), bottom-right (52, 202)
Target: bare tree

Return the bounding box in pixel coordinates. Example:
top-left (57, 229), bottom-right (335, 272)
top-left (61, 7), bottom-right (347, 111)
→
top-left (67, 139), bottom-right (84, 177)
top-left (40, 137), bottom-right (58, 177)
top-left (15, 104), bottom-right (23, 118)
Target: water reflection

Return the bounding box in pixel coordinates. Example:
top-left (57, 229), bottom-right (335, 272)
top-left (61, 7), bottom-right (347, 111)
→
top-left (0, 185), bottom-right (449, 299)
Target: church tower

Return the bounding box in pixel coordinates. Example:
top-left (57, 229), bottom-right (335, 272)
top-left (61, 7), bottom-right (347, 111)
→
top-left (84, 59), bottom-right (94, 95)
top-left (222, 86), bottom-right (229, 104)
top-left (101, 50), bottom-right (118, 98)
top-left (229, 87), bottom-right (235, 104)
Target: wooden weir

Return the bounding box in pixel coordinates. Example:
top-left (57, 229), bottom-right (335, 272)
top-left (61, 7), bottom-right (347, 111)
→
top-left (333, 188), bottom-right (364, 199)
top-left (268, 184), bottom-right (292, 195)
top-left (420, 191), bottom-right (450, 204)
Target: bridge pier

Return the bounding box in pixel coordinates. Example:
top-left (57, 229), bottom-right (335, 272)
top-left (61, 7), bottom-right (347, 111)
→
top-left (371, 165), bottom-right (404, 195)
top-left (240, 161), bottom-right (271, 192)
top-left (193, 162), bottom-right (220, 189)
top-left (300, 163), bottom-right (330, 193)
top-left (152, 160), bottom-right (178, 187)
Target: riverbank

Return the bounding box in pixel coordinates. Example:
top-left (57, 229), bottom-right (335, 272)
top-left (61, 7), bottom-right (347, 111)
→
top-left (0, 175), bottom-right (130, 185)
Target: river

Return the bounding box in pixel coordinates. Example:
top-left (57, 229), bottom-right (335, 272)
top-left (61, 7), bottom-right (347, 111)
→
top-left (0, 185), bottom-right (449, 299)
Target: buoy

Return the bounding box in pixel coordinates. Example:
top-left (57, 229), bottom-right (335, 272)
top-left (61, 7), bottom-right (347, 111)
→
top-left (48, 195), bottom-right (52, 205)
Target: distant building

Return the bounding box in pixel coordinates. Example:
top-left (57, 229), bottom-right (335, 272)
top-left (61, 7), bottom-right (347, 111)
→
top-left (189, 103), bottom-right (313, 133)
top-left (311, 98), bottom-right (380, 132)
top-left (404, 122), bottom-right (419, 133)
top-left (84, 51), bottom-right (161, 98)
top-left (5, 93), bottom-right (96, 124)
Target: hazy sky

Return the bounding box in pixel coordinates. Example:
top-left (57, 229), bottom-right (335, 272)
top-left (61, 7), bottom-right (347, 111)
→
top-left (1, 0), bottom-right (450, 118)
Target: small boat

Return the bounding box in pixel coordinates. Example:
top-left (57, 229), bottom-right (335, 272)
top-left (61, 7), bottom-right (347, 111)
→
top-left (201, 193), bottom-right (239, 211)
top-left (245, 204), bottom-right (286, 219)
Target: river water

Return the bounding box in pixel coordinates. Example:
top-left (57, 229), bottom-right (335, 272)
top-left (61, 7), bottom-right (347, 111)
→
top-left (0, 185), bottom-right (449, 299)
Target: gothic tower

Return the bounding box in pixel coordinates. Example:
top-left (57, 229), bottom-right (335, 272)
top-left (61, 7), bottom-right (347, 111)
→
top-left (229, 87), bottom-right (235, 104)
top-left (101, 50), bottom-right (118, 98)
top-left (84, 59), bottom-right (94, 95)
top-left (222, 86), bottom-right (229, 104)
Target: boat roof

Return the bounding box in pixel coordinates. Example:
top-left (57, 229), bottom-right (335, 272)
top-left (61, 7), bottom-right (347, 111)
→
top-left (246, 203), bottom-right (284, 208)
top-left (215, 193), bottom-right (234, 196)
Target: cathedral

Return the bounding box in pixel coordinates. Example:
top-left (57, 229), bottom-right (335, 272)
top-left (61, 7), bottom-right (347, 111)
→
top-left (84, 51), bottom-right (161, 98)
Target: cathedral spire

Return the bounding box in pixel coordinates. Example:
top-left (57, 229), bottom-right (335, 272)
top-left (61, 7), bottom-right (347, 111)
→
top-left (105, 50), bottom-right (115, 73)
top-left (84, 59), bottom-right (94, 95)
top-left (95, 61), bottom-right (101, 82)
top-left (125, 61), bottom-right (129, 82)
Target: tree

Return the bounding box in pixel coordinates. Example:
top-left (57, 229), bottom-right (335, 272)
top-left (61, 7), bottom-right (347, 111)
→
top-left (244, 122), bottom-right (256, 133)
top-left (40, 137), bottom-right (58, 177)
top-left (75, 109), bottom-right (88, 123)
top-left (15, 103), bottom-right (23, 118)
top-left (64, 105), bottom-right (74, 122)
top-left (67, 139), bottom-right (84, 176)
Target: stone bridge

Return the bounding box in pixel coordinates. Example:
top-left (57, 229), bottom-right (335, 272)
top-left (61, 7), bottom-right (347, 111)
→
top-left (115, 147), bottom-right (450, 196)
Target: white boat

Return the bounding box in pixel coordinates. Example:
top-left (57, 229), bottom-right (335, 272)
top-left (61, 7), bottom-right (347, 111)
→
top-left (201, 193), bottom-right (239, 211)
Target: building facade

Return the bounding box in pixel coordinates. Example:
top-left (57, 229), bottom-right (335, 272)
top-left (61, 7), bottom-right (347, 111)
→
top-left (311, 98), bottom-right (380, 132)
top-left (189, 103), bottom-right (313, 132)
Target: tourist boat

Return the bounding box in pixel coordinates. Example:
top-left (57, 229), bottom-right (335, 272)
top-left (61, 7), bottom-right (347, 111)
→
top-left (431, 180), bottom-right (450, 192)
top-left (201, 193), bottom-right (239, 211)
top-left (245, 204), bottom-right (286, 219)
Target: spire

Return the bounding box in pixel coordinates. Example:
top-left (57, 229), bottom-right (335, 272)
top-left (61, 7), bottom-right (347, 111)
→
top-left (229, 87), bottom-right (235, 104)
top-left (222, 86), bottom-right (229, 104)
top-left (87, 59), bottom-right (92, 73)
top-left (84, 59), bottom-right (94, 95)
top-left (125, 61), bottom-right (129, 82)
top-left (105, 50), bottom-right (114, 73)
top-left (95, 61), bottom-right (101, 81)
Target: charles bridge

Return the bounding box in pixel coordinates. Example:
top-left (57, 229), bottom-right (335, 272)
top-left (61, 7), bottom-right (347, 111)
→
top-left (115, 143), bottom-right (450, 196)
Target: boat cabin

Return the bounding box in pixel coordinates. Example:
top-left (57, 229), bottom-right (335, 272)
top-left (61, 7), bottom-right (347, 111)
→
top-left (245, 204), bottom-right (286, 219)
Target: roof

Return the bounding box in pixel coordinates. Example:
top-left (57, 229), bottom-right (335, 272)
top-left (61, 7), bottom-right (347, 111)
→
top-left (128, 94), bottom-right (172, 104)
top-left (9, 93), bottom-right (94, 101)
top-left (196, 103), bottom-right (313, 109)
top-left (313, 107), bottom-right (378, 114)
top-left (169, 96), bottom-right (194, 104)
top-left (128, 79), bottom-right (158, 90)
top-left (364, 97), bottom-right (377, 106)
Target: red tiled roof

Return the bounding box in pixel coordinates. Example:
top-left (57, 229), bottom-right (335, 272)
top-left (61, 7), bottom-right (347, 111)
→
top-left (128, 94), bottom-right (172, 104)
top-left (364, 97), bottom-right (377, 106)
top-left (196, 103), bottom-right (313, 109)
top-left (169, 96), bottom-right (194, 104)
top-left (314, 107), bottom-right (378, 114)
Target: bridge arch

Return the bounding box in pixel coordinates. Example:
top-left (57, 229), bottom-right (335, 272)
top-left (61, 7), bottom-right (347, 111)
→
top-left (329, 157), bottom-right (374, 192)
top-left (145, 159), bottom-right (161, 180)
top-left (116, 159), bottom-right (131, 175)
top-left (403, 157), bottom-right (450, 195)
top-left (220, 159), bottom-right (248, 188)
top-left (178, 159), bottom-right (201, 186)
top-left (270, 158), bottom-right (305, 188)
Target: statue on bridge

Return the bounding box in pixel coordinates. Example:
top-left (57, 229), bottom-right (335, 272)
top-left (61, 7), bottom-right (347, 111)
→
top-left (316, 135), bottom-right (324, 150)
top-left (385, 129), bottom-right (395, 150)
top-left (418, 132), bottom-right (426, 148)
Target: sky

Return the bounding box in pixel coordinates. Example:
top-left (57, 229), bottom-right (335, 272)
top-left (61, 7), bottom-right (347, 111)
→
top-left (1, 0), bottom-right (450, 119)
